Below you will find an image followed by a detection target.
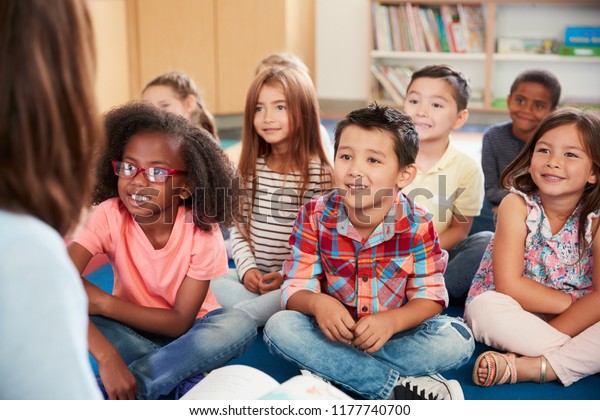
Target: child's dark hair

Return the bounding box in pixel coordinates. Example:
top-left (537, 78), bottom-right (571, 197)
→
top-left (407, 64), bottom-right (471, 111)
top-left (143, 71), bottom-right (218, 139)
top-left (334, 103), bottom-right (419, 167)
top-left (502, 108), bottom-right (600, 254)
top-left (510, 68), bottom-right (561, 109)
top-left (94, 101), bottom-right (240, 231)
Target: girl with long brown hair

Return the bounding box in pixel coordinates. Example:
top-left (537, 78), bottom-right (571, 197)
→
top-left (211, 66), bottom-right (332, 327)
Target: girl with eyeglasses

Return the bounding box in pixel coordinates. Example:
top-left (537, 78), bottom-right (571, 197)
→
top-left (67, 101), bottom-right (256, 399)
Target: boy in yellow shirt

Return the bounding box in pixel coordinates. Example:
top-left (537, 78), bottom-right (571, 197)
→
top-left (402, 64), bottom-right (493, 305)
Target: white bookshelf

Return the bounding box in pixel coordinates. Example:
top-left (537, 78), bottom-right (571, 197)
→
top-left (369, 0), bottom-right (600, 111)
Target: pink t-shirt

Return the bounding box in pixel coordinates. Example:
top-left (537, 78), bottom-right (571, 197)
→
top-left (75, 198), bottom-right (227, 318)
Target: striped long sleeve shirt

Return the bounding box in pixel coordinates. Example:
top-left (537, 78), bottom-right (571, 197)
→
top-left (230, 157), bottom-right (331, 280)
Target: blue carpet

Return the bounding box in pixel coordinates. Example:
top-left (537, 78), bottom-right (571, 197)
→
top-left (85, 263), bottom-right (600, 399)
top-left (219, 139), bottom-right (238, 149)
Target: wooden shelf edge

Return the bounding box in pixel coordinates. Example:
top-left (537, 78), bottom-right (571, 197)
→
top-left (494, 53), bottom-right (600, 63)
top-left (371, 51), bottom-right (487, 61)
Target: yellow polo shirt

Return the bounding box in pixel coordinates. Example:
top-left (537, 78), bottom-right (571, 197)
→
top-left (402, 143), bottom-right (484, 234)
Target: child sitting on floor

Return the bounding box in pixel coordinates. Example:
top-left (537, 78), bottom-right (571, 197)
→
top-left (142, 71), bottom-right (218, 140)
top-left (209, 66), bottom-right (332, 327)
top-left (401, 64), bottom-right (493, 304)
top-left (68, 102), bottom-right (256, 399)
top-left (482, 68), bottom-right (561, 220)
top-left (263, 104), bottom-right (474, 400)
top-left (466, 108), bottom-right (600, 387)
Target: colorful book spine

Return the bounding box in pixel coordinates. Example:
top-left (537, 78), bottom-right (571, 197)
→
top-left (433, 7), bottom-right (450, 53)
top-left (564, 26), bottom-right (600, 47)
top-left (370, 64), bottom-right (404, 104)
top-left (388, 5), bottom-right (402, 51)
top-left (405, 3), bottom-right (422, 52)
top-left (372, 2), bottom-right (485, 54)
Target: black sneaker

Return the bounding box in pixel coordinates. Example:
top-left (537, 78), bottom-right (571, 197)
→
top-left (393, 374), bottom-right (464, 400)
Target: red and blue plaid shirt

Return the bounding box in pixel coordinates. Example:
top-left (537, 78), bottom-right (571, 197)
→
top-left (282, 190), bottom-right (449, 319)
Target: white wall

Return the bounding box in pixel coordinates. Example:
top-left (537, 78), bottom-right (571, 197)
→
top-left (316, 0), bottom-right (369, 101)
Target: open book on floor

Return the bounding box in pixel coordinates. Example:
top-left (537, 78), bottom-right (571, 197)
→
top-left (180, 364), bottom-right (353, 400)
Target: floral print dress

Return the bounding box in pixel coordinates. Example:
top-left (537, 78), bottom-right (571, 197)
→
top-left (466, 189), bottom-right (597, 306)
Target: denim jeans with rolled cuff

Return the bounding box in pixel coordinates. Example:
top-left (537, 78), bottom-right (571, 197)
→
top-left (91, 307), bottom-right (257, 399)
top-left (263, 311), bottom-right (474, 400)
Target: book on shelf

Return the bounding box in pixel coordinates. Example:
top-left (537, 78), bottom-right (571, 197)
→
top-left (386, 65), bottom-right (414, 98)
top-left (564, 26), bottom-right (600, 48)
top-left (180, 365), bottom-right (353, 400)
top-left (396, 5), bottom-right (411, 51)
top-left (418, 7), bottom-right (440, 52)
top-left (457, 4), bottom-right (485, 53)
top-left (371, 64), bottom-right (405, 104)
top-left (497, 37), bottom-right (555, 54)
top-left (404, 3), bottom-right (424, 52)
top-left (371, 2), bottom-right (485, 54)
top-left (371, 64), bottom-right (415, 105)
top-left (422, 6), bottom-right (448, 53)
top-left (439, 4), bottom-right (465, 53)
top-left (372, 2), bottom-right (392, 51)
top-left (379, 3), bottom-right (393, 51)
top-left (388, 5), bottom-right (403, 52)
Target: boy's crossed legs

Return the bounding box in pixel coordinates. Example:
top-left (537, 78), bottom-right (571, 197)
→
top-left (264, 310), bottom-right (474, 399)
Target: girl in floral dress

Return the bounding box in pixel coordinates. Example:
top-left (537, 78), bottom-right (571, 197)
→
top-left (465, 108), bottom-right (600, 387)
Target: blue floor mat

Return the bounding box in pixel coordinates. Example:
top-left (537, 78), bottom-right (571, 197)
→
top-left (85, 263), bottom-right (600, 399)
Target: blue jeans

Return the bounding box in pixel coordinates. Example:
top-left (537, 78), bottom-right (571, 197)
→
top-left (470, 199), bottom-right (496, 234)
top-left (210, 268), bottom-right (282, 327)
top-left (91, 308), bottom-right (257, 399)
top-left (263, 311), bottom-right (474, 400)
top-left (445, 231), bottom-right (493, 301)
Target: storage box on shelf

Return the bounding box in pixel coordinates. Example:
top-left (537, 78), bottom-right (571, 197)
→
top-left (369, 0), bottom-right (600, 112)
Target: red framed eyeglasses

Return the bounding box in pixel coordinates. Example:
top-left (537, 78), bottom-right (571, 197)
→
top-left (112, 161), bottom-right (187, 183)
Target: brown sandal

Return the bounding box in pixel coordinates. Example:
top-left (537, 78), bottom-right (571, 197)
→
top-left (472, 351), bottom-right (517, 387)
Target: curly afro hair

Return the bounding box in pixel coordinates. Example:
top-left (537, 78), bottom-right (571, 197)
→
top-left (94, 101), bottom-right (241, 231)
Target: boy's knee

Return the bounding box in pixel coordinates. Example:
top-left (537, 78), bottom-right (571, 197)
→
top-left (264, 310), bottom-right (293, 335)
top-left (428, 316), bottom-right (474, 348)
top-left (264, 310), bottom-right (305, 343)
top-left (441, 316), bottom-right (473, 341)
top-left (422, 316), bottom-right (475, 366)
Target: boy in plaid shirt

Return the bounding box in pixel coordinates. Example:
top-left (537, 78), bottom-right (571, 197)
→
top-left (263, 104), bottom-right (474, 400)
